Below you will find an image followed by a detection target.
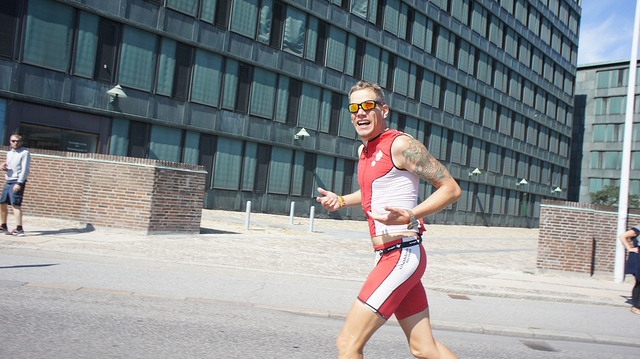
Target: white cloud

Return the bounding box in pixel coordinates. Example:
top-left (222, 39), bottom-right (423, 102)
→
top-left (578, 1), bottom-right (636, 65)
top-left (578, 16), bottom-right (633, 64)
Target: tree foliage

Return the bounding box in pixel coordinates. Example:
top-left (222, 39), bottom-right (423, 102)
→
top-left (590, 185), bottom-right (640, 208)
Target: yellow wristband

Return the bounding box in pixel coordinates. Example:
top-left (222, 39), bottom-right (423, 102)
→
top-left (337, 196), bottom-right (345, 209)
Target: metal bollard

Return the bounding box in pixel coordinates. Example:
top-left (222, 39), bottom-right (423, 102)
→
top-left (245, 201), bottom-right (251, 230)
top-left (289, 201), bottom-right (295, 225)
top-left (309, 205), bottom-right (315, 232)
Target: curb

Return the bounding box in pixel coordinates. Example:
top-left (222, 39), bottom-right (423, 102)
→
top-left (430, 320), bottom-right (640, 348)
top-left (427, 286), bottom-right (628, 308)
top-left (14, 281), bottom-right (640, 349)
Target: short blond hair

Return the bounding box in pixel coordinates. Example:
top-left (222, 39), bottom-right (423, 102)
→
top-left (349, 81), bottom-right (385, 103)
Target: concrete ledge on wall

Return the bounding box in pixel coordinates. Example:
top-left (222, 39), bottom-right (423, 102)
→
top-left (538, 199), bottom-right (640, 275)
top-left (534, 267), bottom-right (601, 278)
top-left (1, 147), bottom-right (207, 235)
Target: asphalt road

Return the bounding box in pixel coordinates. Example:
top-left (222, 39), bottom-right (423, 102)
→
top-left (1, 282), bottom-right (638, 359)
top-left (1, 211), bottom-right (638, 357)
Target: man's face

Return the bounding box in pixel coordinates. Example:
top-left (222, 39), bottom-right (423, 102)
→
top-left (10, 136), bottom-right (22, 150)
top-left (349, 89), bottom-right (389, 142)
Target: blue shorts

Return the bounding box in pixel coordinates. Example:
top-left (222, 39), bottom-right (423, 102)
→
top-left (0, 181), bottom-right (26, 206)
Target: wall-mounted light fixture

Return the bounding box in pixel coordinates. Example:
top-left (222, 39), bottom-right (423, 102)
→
top-left (516, 178), bottom-right (528, 186)
top-left (294, 128), bottom-right (310, 140)
top-left (107, 85), bottom-right (127, 103)
top-left (468, 168), bottom-right (481, 177)
top-left (551, 186), bottom-right (562, 193)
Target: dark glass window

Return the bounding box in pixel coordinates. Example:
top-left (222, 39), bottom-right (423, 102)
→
top-left (414, 67), bottom-right (423, 100)
top-left (286, 79), bottom-right (301, 126)
top-left (173, 42), bottom-right (192, 100)
top-left (94, 19), bottom-right (119, 83)
top-left (199, 134), bottom-right (217, 189)
top-left (0, 0), bottom-right (18, 58)
top-left (315, 21), bottom-right (327, 66)
top-left (301, 152), bottom-right (316, 197)
top-left (445, 129), bottom-right (453, 162)
top-left (254, 144), bottom-right (270, 193)
top-left (269, 1), bottom-right (284, 49)
top-left (386, 53), bottom-right (396, 90)
top-left (215, 0), bottom-right (231, 28)
top-left (353, 37), bottom-right (365, 79)
top-left (342, 159), bottom-right (355, 195)
top-left (396, 114), bottom-right (406, 132)
top-left (329, 92), bottom-right (342, 136)
top-left (375, 0), bottom-right (386, 28)
top-left (236, 63), bottom-right (252, 113)
top-left (405, 7), bottom-right (414, 41)
top-left (340, 0), bottom-right (350, 12)
top-left (128, 121), bottom-right (150, 158)
top-left (422, 122), bottom-right (431, 149)
top-left (20, 123), bottom-right (98, 153)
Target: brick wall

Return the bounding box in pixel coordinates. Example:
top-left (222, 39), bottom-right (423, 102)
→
top-left (1, 147), bottom-right (206, 234)
top-left (538, 200), bottom-right (640, 275)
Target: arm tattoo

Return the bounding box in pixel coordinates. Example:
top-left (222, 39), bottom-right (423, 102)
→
top-left (402, 138), bottom-right (451, 182)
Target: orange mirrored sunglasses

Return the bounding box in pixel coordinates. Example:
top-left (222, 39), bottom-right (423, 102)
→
top-left (348, 100), bottom-right (382, 113)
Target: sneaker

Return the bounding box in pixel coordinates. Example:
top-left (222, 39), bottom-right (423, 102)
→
top-left (0, 226), bottom-right (7, 233)
top-left (9, 229), bottom-right (24, 236)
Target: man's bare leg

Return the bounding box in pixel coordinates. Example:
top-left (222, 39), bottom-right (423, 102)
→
top-left (12, 205), bottom-right (22, 226)
top-left (1, 203), bottom-right (7, 225)
top-left (336, 300), bottom-right (387, 359)
top-left (398, 308), bottom-right (457, 359)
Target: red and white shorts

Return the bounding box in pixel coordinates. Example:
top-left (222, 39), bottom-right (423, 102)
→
top-left (357, 237), bottom-right (428, 320)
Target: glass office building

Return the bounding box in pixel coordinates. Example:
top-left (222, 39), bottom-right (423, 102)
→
top-left (0, 0), bottom-right (579, 227)
top-left (571, 59), bottom-right (640, 204)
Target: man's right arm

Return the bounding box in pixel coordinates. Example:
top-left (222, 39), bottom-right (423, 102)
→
top-left (316, 188), bottom-right (361, 212)
top-left (620, 228), bottom-right (640, 253)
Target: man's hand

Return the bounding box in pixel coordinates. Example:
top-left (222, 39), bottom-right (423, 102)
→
top-left (367, 206), bottom-right (410, 226)
top-left (316, 187), bottom-right (342, 211)
top-left (12, 184), bottom-right (21, 193)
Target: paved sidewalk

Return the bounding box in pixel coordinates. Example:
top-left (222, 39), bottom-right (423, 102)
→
top-left (0, 209), bottom-right (638, 348)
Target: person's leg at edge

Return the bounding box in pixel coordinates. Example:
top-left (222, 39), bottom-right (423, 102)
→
top-left (398, 308), bottom-right (457, 359)
top-left (0, 182), bottom-right (11, 228)
top-left (0, 203), bottom-right (7, 226)
top-left (336, 300), bottom-right (387, 359)
top-left (12, 205), bottom-right (22, 227)
top-left (633, 275), bottom-right (640, 309)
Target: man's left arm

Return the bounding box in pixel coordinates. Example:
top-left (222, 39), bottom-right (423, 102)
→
top-left (367, 135), bottom-right (461, 225)
top-left (13, 152), bottom-right (30, 192)
top-left (18, 152), bottom-right (30, 184)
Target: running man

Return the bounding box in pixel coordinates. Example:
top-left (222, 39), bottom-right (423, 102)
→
top-left (317, 81), bottom-right (460, 358)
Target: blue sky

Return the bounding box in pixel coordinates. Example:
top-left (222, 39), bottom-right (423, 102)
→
top-left (578, 0), bottom-right (638, 65)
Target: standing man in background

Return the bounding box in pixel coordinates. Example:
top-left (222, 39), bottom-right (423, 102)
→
top-left (317, 81), bottom-right (460, 358)
top-left (1, 134), bottom-right (31, 236)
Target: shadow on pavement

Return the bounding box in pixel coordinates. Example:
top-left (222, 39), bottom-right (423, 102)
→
top-left (0, 263), bottom-right (59, 269)
top-left (29, 224), bottom-right (95, 236)
top-left (199, 227), bottom-right (240, 235)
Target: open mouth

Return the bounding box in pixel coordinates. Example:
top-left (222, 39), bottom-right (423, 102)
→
top-left (357, 120), bottom-right (371, 126)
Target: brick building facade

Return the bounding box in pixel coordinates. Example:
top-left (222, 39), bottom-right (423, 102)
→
top-left (538, 200), bottom-right (640, 275)
top-left (1, 147), bottom-right (206, 234)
